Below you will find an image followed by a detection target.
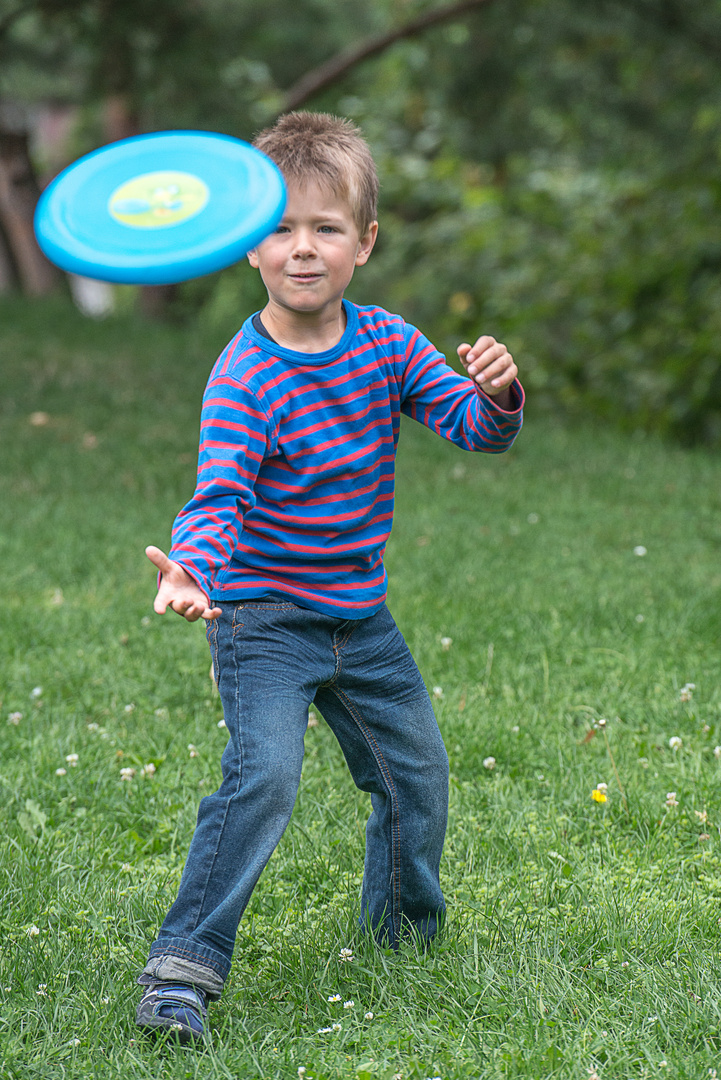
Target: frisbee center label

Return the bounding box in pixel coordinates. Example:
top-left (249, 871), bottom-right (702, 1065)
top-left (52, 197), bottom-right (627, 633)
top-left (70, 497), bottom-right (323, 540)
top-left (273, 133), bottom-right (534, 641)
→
top-left (108, 171), bottom-right (209, 229)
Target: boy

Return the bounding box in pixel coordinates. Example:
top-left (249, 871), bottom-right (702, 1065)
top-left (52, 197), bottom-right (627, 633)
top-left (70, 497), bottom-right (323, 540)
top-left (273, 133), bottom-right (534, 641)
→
top-left (136, 111), bottom-right (523, 1043)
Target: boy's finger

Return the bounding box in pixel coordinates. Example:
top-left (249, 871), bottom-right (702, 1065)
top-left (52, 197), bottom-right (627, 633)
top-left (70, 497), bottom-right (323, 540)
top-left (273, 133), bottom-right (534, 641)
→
top-left (474, 356), bottom-right (512, 383)
top-left (456, 343), bottom-right (472, 364)
top-left (464, 335), bottom-right (497, 364)
top-left (153, 595), bottom-right (168, 615)
top-left (469, 347), bottom-right (511, 379)
top-left (146, 545), bottom-right (174, 575)
top-left (202, 606), bottom-right (223, 622)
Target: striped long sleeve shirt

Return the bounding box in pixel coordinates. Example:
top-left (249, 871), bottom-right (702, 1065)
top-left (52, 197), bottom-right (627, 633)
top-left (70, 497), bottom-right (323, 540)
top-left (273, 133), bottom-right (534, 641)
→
top-left (169, 300), bottom-right (524, 618)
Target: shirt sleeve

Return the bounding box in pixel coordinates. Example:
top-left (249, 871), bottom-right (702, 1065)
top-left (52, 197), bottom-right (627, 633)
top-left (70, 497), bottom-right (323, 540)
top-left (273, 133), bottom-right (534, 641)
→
top-left (168, 373), bottom-right (271, 597)
top-left (400, 322), bottom-right (524, 452)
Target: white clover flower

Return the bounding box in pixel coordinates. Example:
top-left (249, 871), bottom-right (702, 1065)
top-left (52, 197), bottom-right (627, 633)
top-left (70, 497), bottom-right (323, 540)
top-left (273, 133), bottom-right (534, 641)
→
top-left (695, 809), bottom-right (708, 824)
top-left (527, 512), bottom-right (539, 524)
top-left (7, 712), bottom-right (22, 725)
top-left (317, 1026), bottom-right (333, 1034)
top-left (140, 763), bottom-right (156, 778)
top-left (36, 984), bottom-right (48, 996)
top-left (86, 722), bottom-right (99, 732)
top-left (343, 1000), bottom-right (354, 1009)
top-left (339, 947), bottom-right (354, 962)
top-left (440, 637), bottom-right (453, 650)
top-left (188, 744), bottom-right (199, 758)
top-left (124, 703), bottom-right (135, 713)
top-left (121, 863), bottom-right (133, 872)
top-left (31, 686), bottom-right (43, 698)
top-left (141, 616), bottom-right (151, 627)
top-left (633, 545), bottom-right (647, 556)
top-left (596, 782), bottom-right (608, 794)
top-left (680, 683), bottom-right (695, 702)
top-left (511, 725), bottom-right (519, 733)
top-left (331, 1022), bottom-right (342, 1032)
top-left (26, 925), bottom-right (40, 937)
top-left (669, 736), bottom-right (682, 751)
top-left (154, 707), bottom-right (168, 719)
top-left (55, 768), bottom-right (67, 777)
top-left (217, 718), bottom-right (227, 729)
top-left (666, 792), bottom-right (679, 808)
top-left (364, 1011), bottom-right (374, 1020)
top-left (120, 767), bottom-right (136, 781)
top-left (102, 997), bottom-right (109, 1005)
top-left (432, 686), bottom-right (444, 699)
top-left (298, 1070), bottom-right (307, 1077)
top-left (635, 613), bottom-right (645, 623)
top-left (327, 994), bottom-right (341, 1003)
top-left (66, 753), bottom-right (79, 766)
top-left (71, 1038), bottom-right (81, 1046)
top-left (483, 756), bottom-right (496, 770)
top-left (715, 746), bottom-right (721, 759)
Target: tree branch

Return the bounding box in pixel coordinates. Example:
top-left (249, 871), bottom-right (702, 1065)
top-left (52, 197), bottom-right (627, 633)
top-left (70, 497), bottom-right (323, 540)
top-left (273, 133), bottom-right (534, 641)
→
top-left (281, 0), bottom-right (499, 113)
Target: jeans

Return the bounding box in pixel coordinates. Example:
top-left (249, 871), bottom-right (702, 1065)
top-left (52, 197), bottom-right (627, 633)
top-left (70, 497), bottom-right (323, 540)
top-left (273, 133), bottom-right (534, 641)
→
top-left (142, 600), bottom-right (448, 997)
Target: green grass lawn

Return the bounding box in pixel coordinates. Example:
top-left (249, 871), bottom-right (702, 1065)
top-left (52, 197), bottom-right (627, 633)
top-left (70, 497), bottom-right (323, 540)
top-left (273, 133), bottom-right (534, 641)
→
top-left (1, 296), bottom-right (721, 1079)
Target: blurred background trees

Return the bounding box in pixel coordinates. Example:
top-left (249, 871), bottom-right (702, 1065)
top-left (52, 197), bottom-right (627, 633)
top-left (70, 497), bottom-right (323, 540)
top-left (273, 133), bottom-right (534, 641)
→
top-left (2, 0), bottom-right (721, 443)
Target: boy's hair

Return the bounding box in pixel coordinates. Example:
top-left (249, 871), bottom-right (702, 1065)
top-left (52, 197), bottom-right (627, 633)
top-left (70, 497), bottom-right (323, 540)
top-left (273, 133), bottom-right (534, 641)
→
top-left (253, 111), bottom-right (379, 235)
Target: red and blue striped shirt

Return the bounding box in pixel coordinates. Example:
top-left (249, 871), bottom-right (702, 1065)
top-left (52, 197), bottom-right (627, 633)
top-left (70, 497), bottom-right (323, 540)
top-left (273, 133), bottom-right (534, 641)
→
top-left (170, 300), bottom-right (524, 618)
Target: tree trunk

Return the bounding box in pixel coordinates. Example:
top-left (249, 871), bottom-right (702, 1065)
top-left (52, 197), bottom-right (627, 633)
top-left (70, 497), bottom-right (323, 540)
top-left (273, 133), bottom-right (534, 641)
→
top-left (0, 129), bottom-right (59, 295)
top-left (98, 93), bottom-right (179, 318)
top-left (0, 220), bottom-right (16, 292)
top-left (138, 282), bottom-right (179, 320)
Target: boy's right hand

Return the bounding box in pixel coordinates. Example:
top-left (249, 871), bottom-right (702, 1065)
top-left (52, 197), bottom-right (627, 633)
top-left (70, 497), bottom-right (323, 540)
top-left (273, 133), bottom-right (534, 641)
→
top-left (146, 545), bottom-right (222, 623)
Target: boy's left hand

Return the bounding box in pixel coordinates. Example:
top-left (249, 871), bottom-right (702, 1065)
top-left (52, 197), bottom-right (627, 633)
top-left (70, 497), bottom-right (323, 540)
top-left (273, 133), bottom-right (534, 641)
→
top-left (457, 336), bottom-right (518, 400)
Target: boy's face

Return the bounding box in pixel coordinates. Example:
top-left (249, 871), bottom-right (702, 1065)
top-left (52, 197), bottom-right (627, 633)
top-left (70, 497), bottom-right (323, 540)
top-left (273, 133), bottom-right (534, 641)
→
top-left (247, 180), bottom-right (377, 321)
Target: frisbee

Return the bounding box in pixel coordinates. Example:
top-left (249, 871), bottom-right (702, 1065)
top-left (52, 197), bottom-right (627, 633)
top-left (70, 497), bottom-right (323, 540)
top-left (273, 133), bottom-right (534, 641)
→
top-left (34, 131), bottom-right (286, 285)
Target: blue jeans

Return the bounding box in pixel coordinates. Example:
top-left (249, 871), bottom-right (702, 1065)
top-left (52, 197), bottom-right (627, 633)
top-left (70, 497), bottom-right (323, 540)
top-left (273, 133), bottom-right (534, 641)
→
top-left (142, 601), bottom-right (448, 998)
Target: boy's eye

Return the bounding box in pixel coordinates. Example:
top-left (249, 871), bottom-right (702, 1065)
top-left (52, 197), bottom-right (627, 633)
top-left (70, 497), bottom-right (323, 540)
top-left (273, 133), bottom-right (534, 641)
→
top-left (275, 225), bottom-right (290, 233)
top-left (319, 225), bottom-right (337, 233)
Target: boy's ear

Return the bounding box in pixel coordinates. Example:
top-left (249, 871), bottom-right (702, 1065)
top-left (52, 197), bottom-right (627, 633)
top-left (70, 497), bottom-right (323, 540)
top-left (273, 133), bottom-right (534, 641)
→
top-left (247, 248), bottom-right (259, 268)
top-left (355, 221), bottom-right (378, 267)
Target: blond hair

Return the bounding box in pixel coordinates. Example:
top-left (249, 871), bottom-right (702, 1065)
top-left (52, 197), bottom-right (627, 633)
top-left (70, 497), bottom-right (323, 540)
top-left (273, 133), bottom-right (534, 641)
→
top-left (253, 111), bottom-right (379, 235)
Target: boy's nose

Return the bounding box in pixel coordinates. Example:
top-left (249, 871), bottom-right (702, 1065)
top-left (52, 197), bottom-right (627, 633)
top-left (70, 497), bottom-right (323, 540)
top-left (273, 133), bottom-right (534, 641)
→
top-left (291, 229), bottom-right (317, 257)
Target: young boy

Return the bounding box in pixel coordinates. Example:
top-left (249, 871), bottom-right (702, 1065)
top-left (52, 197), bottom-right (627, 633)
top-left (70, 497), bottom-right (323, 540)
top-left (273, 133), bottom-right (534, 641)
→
top-left (136, 111), bottom-right (524, 1043)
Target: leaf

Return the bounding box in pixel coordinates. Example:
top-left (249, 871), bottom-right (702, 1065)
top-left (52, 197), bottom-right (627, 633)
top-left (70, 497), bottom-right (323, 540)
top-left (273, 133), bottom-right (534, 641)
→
top-left (24, 799), bottom-right (47, 829)
top-left (17, 799), bottom-right (47, 841)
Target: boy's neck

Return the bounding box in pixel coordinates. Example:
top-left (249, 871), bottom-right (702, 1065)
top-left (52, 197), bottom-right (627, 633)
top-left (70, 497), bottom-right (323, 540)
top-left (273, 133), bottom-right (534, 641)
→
top-left (259, 299), bottom-right (347, 354)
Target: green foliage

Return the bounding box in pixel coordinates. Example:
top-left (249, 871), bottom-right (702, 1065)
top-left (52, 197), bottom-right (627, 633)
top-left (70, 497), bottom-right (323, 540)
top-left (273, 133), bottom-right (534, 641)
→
top-left (2, 296), bottom-right (721, 1076)
top-left (352, 150), bottom-right (721, 444)
top-left (5, 0), bottom-right (721, 439)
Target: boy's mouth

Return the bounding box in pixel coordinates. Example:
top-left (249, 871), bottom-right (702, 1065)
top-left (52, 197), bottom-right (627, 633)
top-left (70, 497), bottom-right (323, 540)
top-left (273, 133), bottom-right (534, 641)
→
top-left (288, 271), bottom-right (323, 282)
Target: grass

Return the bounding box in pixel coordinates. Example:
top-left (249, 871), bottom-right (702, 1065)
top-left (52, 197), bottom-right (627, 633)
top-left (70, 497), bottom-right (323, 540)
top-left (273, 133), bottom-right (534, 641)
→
top-left (1, 295), bottom-right (721, 1079)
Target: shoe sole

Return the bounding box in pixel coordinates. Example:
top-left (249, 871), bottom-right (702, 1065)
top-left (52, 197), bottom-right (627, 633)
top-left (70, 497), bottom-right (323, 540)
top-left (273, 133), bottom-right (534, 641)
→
top-left (136, 1015), bottom-right (205, 1046)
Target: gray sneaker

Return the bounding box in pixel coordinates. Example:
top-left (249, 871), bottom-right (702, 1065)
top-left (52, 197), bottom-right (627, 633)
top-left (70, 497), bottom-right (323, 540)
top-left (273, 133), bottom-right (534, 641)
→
top-left (136, 979), bottom-right (208, 1045)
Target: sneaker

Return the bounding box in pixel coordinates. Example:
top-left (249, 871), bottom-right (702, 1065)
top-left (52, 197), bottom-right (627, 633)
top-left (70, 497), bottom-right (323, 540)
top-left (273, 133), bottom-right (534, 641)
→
top-left (136, 979), bottom-right (208, 1045)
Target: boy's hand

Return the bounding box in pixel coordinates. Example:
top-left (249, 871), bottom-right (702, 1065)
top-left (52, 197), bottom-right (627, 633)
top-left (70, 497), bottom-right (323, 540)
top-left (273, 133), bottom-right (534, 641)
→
top-left (457, 336), bottom-right (518, 404)
top-left (146, 545), bottom-right (222, 623)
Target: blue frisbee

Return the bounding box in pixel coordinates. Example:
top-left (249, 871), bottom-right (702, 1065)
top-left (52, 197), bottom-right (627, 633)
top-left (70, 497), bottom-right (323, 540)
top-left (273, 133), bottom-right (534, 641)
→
top-left (34, 131), bottom-right (286, 285)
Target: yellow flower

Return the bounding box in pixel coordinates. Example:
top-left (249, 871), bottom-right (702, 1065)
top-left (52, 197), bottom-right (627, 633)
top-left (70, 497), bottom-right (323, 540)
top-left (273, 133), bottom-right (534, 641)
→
top-left (591, 789), bottom-right (607, 803)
